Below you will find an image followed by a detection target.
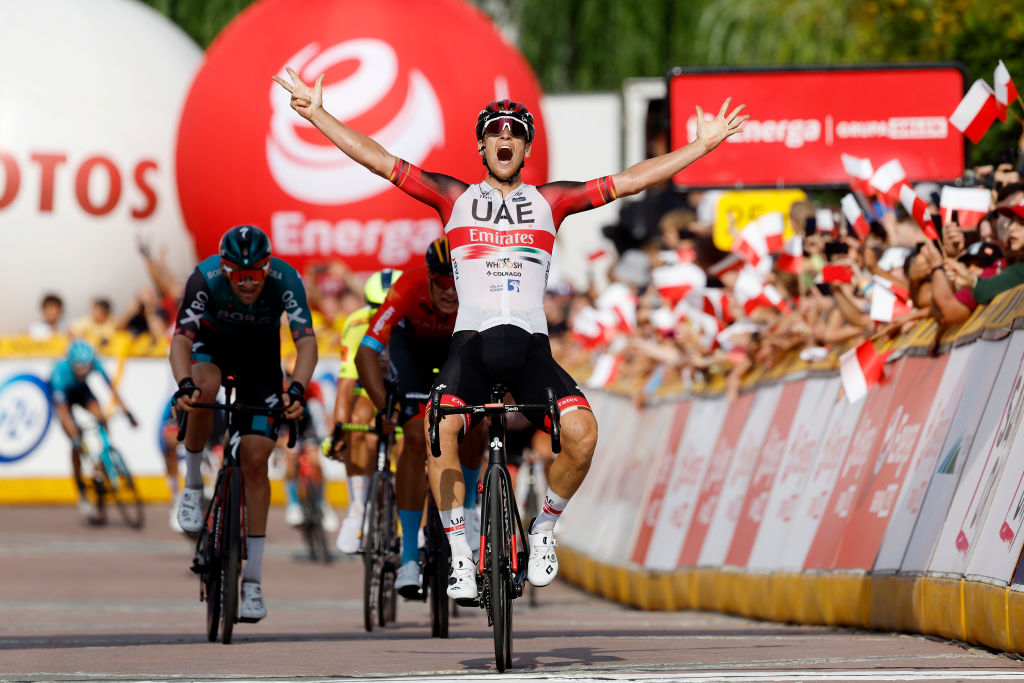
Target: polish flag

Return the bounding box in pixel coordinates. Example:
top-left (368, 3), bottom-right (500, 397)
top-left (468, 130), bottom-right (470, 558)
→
top-left (816, 208), bottom-right (837, 235)
top-left (995, 60), bottom-right (1019, 123)
top-left (841, 154), bottom-right (874, 195)
top-left (697, 287), bottom-right (734, 323)
top-left (775, 235), bottom-right (803, 274)
top-left (872, 275), bottom-right (910, 304)
top-left (734, 268), bottom-right (790, 315)
top-left (732, 219), bottom-right (768, 266)
top-left (651, 262), bottom-right (706, 306)
top-left (708, 253), bottom-right (746, 279)
top-left (650, 306), bottom-right (679, 336)
top-left (715, 321), bottom-right (759, 352)
top-left (841, 193), bottom-right (871, 240)
top-left (571, 306), bottom-right (606, 349)
top-left (821, 263), bottom-right (854, 284)
top-left (658, 246), bottom-right (698, 264)
top-left (596, 283), bottom-right (637, 333)
top-left (899, 184), bottom-right (940, 240)
top-left (950, 79), bottom-right (998, 143)
top-left (759, 212), bottom-right (786, 253)
top-left (939, 185), bottom-right (991, 229)
top-left (677, 301), bottom-right (722, 347)
top-left (870, 284), bottom-right (914, 323)
top-left (839, 340), bottom-right (891, 403)
top-left (869, 159), bottom-right (907, 203)
top-left (586, 352), bottom-right (624, 388)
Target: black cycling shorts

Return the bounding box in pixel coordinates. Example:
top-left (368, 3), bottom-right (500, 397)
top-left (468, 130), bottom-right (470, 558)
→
top-left (388, 324), bottom-right (451, 425)
top-left (433, 324), bottom-right (590, 433)
top-left (190, 324), bottom-right (283, 439)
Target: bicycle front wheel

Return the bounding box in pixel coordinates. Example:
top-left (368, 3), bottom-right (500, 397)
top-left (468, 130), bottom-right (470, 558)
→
top-left (379, 476), bottom-right (398, 627)
top-left (204, 529), bottom-right (221, 642)
top-left (107, 449), bottom-right (144, 529)
top-left (362, 471), bottom-right (384, 632)
top-left (221, 470), bottom-right (242, 644)
top-left (301, 477), bottom-right (329, 563)
top-left (486, 470), bottom-right (513, 672)
top-left (426, 502), bottom-right (450, 638)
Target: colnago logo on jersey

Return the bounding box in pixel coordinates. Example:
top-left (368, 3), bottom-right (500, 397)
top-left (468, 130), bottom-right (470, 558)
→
top-left (447, 226), bottom-right (555, 265)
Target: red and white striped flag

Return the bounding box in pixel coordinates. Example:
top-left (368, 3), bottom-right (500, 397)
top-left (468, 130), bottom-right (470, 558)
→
top-left (869, 159), bottom-right (908, 203)
top-left (571, 306), bottom-right (606, 349)
top-left (775, 235), bottom-right (803, 275)
top-left (650, 306), bottom-right (679, 337)
top-left (596, 283), bottom-right (637, 333)
top-left (759, 212), bottom-right (786, 253)
top-left (698, 287), bottom-right (734, 324)
top-left (899, 184), bottom-right (940, 240)
top-left (870, 283), bottom-right (914, 323)
top-left (841, 193), bottom-right (871, 240)
top-left (950, 79), bottom-right (998, 143)
top-left (839, 339), bottom-right (891, 403)
top-left (676, 301), bottom-right (722, 347)
top-left (734, 268), bottom-right (790, 316)
top-left (586, 352), bottom-right (624, 389)
top-left (995, 60), bottom-right (1019, 123)
top-left (708, 253), bottom-right (746, 279)
top-left (732, 218), bottom-right (768, 266)
top-left (841, 154), bottom-right (874, 195)
top-left (651, 262), bottom-right (706, 306)
top-left (939, 185), bottom-right (991, 229)
top-left (872, 275), bottom-right (911, 304)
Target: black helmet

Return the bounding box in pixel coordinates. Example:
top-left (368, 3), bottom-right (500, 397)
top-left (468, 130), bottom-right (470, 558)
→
top-left (475, 99), bottom-right (535, 143)
top-left (219, 225), bottom-right (271, 269)
top-left (425, 237), bottom-right (453, 275)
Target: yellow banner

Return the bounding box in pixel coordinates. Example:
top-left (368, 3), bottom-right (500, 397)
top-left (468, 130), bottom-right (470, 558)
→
top-left (713, 189), bottom-right (807, 251)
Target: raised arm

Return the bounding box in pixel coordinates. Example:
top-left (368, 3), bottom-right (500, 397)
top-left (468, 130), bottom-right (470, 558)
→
top-left (272, 68), bottom-right (397, 179)
top-left (610, 98), bottom-right (748, 198)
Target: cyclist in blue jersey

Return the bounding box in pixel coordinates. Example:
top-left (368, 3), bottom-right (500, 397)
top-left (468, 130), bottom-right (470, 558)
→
top-left (170, 225), bottom-right (317, 622)
top-left (50, 340), bottom-right (137, 523)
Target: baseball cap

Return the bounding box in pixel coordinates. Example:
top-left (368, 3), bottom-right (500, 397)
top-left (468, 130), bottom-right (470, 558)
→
top-left (996, 200), bottom-right (1024, 221)
top-left (960, 240), bottom-right (1003, 267)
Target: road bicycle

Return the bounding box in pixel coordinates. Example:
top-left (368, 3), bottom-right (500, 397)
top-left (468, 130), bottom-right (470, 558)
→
top-left (81, 420), bottom-right (144, 529)
top-left (295, 446), bottom-right (330, 563)
top-left (177, 377), bottom-right (297, 644)
top-left (422, 492), bottom-right (453, 638)
top-left (429, 384), bottom-right (561, 672)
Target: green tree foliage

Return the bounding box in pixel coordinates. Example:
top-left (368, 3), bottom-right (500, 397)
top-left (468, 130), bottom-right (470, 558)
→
top-left (141, 0), bottom-right (257, 49)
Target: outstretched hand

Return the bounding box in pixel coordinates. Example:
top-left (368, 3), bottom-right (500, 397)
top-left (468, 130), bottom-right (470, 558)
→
top-left (272, 67), bottom-right (324, 121)
top-left (695, 98), bottom-right (748, 153)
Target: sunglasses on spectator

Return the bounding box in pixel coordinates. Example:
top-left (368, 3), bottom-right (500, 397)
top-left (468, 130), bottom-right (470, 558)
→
top-left (482, 116), bottom-right (528, 139)
top-left (430, 273), bottom-right (456, 290)
top-left (222, 258), bottom-right (270, 284)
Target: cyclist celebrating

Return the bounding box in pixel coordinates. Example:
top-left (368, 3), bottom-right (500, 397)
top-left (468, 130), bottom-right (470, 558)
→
top-left (354, 237), bottom-right (485, 599)
top-left (326, 268), bottom-right (402, 554)
top-left (171, 224), bottom-right (317, 622)
top-left (51, 340), bottom-right (137, 523)
top-left (274, 70), bottom-right (746, 599)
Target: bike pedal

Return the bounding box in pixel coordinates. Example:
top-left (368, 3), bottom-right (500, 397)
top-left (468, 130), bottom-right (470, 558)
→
top-left (454, 596), bottom-right (480, 608)
top-left (238, 616), bottom-right (262, 624)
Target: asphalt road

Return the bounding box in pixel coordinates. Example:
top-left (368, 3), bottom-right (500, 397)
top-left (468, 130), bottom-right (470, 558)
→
top-left (3, 505), bottom-right (1024, 682)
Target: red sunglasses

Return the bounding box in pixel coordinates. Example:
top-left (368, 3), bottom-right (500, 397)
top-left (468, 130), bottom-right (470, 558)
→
top-left (482, 116), bottom-right (528, 139)
top-left (430, 273), bottom-right (456, 289)
top-left (222, 258), bottom-right (270, 284)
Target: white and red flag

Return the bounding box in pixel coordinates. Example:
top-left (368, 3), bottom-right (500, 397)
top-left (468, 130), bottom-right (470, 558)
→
top-left (950, 79), bottom-right (998, 143)
top-left (839, 339), bottom-right (891, 403)
top-left (734, 267), bottom-right (791, 316)
top-left (696, 287), bottom-right (734, 324)
top-left (939, 185), bottom-right (991, 229)
top-left (899, 184), bottom-right (940, 240)
top-left (571, 306), bottom-right (606, 350)
top-left (995, 60), bottom-right (1019, 123)
top-left (870, 283), bottom-right (913, 323)
top-left (586, 352), bottom-right (624, 389)
top-left (775, 235), bottom-right (803, 275)
top-left (732, 218), bottom-right (768, 266)
top-left (708, 252), bottom-right (746, 279)
top-left (816, 208), bottom-right (837, 235)
top-left (651, 262), bottom-right (706, 306)
top-left (841, 193), bottom-right (871, 241)
top-left (759, 212), bottom-right (786, 253)
top-left (869, 159), bottom-right (907, 203)
top-left (595, 282), bottom-right (637, 333)
top-left (659, 246), bottom-right (698, 264)
top-left (650, 306), bottom-right (679, 337)
top-left (841, 154), bottom-right (874, 195)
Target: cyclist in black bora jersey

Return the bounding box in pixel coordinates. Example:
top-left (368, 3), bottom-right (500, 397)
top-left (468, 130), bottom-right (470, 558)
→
top-left (274, 69), bottom-right (747, 599)
top-left (170, 225), bottom-right (317, 621)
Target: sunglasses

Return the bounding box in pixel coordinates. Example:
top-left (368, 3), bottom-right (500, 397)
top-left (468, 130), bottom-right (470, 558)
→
top-left (430, 273), bottom-right (456, 290)
top-left (482, 116), bottom-right (528, 139)
top-left (222, 258), bottom-right (270, 284)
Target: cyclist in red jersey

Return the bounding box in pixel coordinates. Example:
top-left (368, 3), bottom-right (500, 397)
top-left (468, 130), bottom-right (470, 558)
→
top-left (274, 69), bottom-right (747, 599)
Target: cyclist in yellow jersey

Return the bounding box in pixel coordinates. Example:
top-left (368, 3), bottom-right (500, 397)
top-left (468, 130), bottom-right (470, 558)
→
top-left (326, 269), bottom-right (402, 553)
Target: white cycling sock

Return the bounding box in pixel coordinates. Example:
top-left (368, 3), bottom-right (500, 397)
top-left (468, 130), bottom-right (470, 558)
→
top-left (184, 449), bottom-right (204, 489)
top-left (243, 535), bottom-right (265, 583)
top-left (346, 475), bottom-right (368, 515)
top-left (439, 506), bottom-right (473, 560)
top-left (531, 488), bottom-right (569, 533)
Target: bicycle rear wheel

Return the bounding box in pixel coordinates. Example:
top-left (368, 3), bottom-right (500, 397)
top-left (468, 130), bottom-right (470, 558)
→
top-left (486, 470), bottom-right (513, 671)
top-left (301, 477), bottom-right (329, 563)
top-left (107, 448), bottom-right (144, 529)
top-left (379, 476), bottom-right (398, 627)
top-left (221, 470), bottom-right (242, 644)
top-left (362, 471), bottom-right (384, 632)
top-left (204, 528), bottom-right (221, 642)
top-left (523, 480), bottom-right (539, 607)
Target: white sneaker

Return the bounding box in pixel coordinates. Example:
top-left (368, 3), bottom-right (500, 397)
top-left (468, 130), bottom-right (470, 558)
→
top-left (177, 487), bottom-right (203, 533)
top-left (396, 560), bottom-right (422, 600)
top-left (336, 513), bottom-right (362, 554)
top-left (447, 557), bottom-right (478, 601)
top-left (464, 507), bottom-right (481, 560)
top-left (321, 503), bottom-right (339, 533)
top-left (240, 581), bottom-right (266, 621)
top-left (285, 502), bottom-right (303, 527)
top-left (527, 527), bottom-right (558, 587)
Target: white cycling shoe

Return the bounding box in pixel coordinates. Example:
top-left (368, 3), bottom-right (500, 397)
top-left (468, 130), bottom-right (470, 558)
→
top-left (321, 503), bottom-right (340, 533)
top-left (396, 560), bottom-right (423, 600)
top-left (335, 514), bottom-right (362, 554)
top-left (447, 557), bottom-right (478, 601)
top-left (240, 581), bottom-right (267, 622)
top-left (177, 487), bottom-right (204, 533)
top-left (527, 527), bottom-right (558, 587)
top-left (284, 502), bottom-right (304, 527)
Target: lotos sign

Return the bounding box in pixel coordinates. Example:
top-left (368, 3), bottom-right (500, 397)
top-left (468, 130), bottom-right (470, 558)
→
top-left (176, 0), bottom-right (548, 274)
